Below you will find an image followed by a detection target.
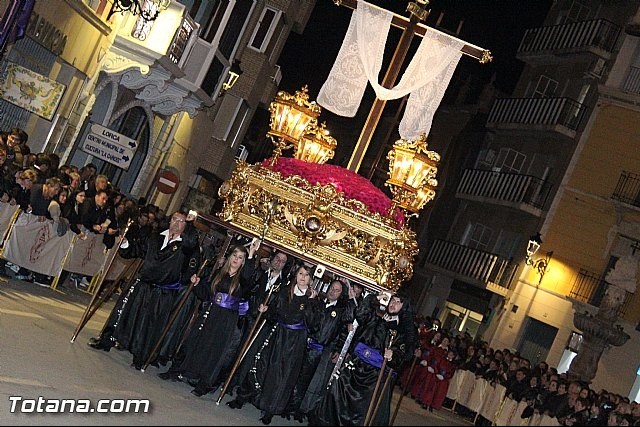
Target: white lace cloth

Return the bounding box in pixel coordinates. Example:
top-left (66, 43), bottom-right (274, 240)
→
top-left (317, 1), bottom-right (464, 139)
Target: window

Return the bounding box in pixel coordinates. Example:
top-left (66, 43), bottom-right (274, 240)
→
top-left (249, 6), bottom-right (281, 53)
top-left (533, 75), bottom-right (558, 98)
top-left (495, 148), bottom-right (525, 173)
top-left (201, 0), bottom-right (230, 43)
top-left (476, 149), bottom-right (496, 169)
top-left (565, 0), bottom-right (592, 24)
top-left (465, 223), bottom-right (493, 251)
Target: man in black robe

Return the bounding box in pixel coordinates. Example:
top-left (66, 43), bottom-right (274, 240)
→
top-left (310, 291), bottom-right (418, 426)
top-left (88, 209), bottom-right (200, 368)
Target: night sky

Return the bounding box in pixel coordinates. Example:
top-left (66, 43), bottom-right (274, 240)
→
top-left (278, 0), bottom-right (553, 101)
top-left (252, 0), bottom-right (554, 167)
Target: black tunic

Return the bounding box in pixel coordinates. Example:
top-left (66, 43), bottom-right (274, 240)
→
top-left (172, 260), bottom-right (255, 389)
top-left (112, 230), bottom-right (200, 367)
top-left (287, 298), bottom-right (350, 416)
top-left (311, 294), bottom-right (416, 426)
top-left (236, 288), bottom-right (315, 415)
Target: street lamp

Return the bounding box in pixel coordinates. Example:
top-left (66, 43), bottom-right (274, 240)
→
top-left (526, 232), bottom-right (553, 285)
top-left (385, 133), bottom-right (440, 215)
top-left (107, 0), bottom-right (171, 21)
top-left (294, 122), bottom-right (337, 164)
top-left (221, 60), bottom-right (243, 92)
top-left (267, 85), bottom-right (322, 165)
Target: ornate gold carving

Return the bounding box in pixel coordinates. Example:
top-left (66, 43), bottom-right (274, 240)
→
top-left (219, 162), bottom-right (418, 293)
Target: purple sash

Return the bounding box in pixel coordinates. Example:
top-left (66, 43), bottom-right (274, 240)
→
top-left (307, 338), bottom-right (324, 351)
top-left (354, 342), bottom-right (384, 369)
top-left (154, 281), bottom-right (182, 291)
top-left (278, 321), bottom-right (306, 330)
top-left (212, 292), bottom-right (242, 311)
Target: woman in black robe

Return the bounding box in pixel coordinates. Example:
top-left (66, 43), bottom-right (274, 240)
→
top-left (158, 243), bottom-right (257, 396)
top-left (311, 292), bottom-right (417, 426)
top-left (227, 264), bottom-right (319, 425)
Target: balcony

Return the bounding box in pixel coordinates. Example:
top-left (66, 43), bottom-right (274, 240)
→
top-left (612, 171), bottom-right (640, 209)
top-left (517, 19), bottom-right (620, 65)
top-left (424, 239), bottom-right (518, 296)
top-left (456, 168), bottom-right (551, 216)
top-left (486, 97), bottom-right (586, 137)
top-left (101, 2), bottom-right (216, 117)
top-left (622, 66), bottom-right (640, 96)
top-left (569, 269), bottom-right (631, 318)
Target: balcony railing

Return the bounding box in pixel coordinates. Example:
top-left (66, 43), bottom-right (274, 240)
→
top-left (487, 97), bottom-right (586, 132)
top-left (612, 171), bottom-right (640, 208)
top-left (425, 239), bottom-right (518, 293)
top-left (569, 269), bottom-right (631, 317)
top-left (518, 19), bottom-right (619, 56)
top-left (622, 66), bottom-right (640, 95)
top-left (456, 169), bottom-right (552, 211)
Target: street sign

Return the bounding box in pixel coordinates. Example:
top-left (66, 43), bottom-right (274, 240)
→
top-left (81, 123), bottom-right (138, 170)
top-left (156, 170), bottom-right (180, 194)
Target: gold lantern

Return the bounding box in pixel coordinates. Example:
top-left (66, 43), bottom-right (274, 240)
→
top-left (386, 133), bottom-right (440, 214)
top-left (267, 85), bottom-right (322, 164)
top-left (294, 122), bottom-right (337, 164)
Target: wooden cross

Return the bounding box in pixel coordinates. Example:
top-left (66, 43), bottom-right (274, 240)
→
top-left (332, 0), bottom-right (492, 173)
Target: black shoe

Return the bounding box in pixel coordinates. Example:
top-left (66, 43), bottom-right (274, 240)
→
top-left (260, 414), bottom-right (273, 425)
top-left (158, 371), bottom-right (180, 381)
top-left (191, 385), bottom-right (214, 397)
top-left (88, 339), bottom-right (112, 352)
top-left (131, 361), bottom-right (143, 370)
top-left (88, 337), bottom-right (100, 345)
top-left (293, 412), bottom-right (305, 423)
top-left (227, 399), bottom-right (244, 409)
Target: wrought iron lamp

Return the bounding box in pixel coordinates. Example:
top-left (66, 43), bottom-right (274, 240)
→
top-left (267, 86), bottom-right (322, 165)
top-left (294, 122), bottom-right (337, 164)
top-left (526, 232), bottom-right (553, 285)
top-left (221, 60), bottom-right (243, 92)
top-left (107, 0), bottom-right (171, 22)
top-left (385, 133), bottom-right (440, 215)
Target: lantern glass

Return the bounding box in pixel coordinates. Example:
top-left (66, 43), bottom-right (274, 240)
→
top-left (268, 86), bottom-right (322, 146)
top-left (296, 123), bottom-right (337, 164)
top-left (527, 233), bottom-right (542, 258)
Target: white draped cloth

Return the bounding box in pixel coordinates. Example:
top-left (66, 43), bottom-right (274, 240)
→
top-left (317, 1), bottom-right (464, 139)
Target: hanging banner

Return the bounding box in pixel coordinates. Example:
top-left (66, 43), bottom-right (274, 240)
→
top-left (81, 123), bottom-right (137, 170)
top-left (0, 62), bottom-right (66, 120)
top-left (63, 232), bottom-right (109, 277)
top-left (3, 213), bottom-right (72, 276)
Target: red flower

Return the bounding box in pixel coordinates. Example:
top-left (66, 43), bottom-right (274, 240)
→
top-left (262, 158), bottom-right (404, 226)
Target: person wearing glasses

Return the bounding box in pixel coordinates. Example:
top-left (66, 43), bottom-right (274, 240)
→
top-left (88, 209), bottom-right (200, 368)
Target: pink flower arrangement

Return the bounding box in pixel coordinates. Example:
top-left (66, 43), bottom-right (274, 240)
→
top-left (263, 157), bottom-right (404, 226)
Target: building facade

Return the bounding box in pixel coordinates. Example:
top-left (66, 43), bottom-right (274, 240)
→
top-left (414, 0), bottom-right (640, 396)
top-left (0, 0), bottom-right (315, 213)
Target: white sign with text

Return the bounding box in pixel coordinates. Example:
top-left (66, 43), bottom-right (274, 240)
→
top-left (81, 123), bottom-right (138, 170)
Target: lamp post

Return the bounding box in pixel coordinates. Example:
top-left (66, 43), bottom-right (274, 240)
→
top-left (525, 233), bottom-right (553, 286)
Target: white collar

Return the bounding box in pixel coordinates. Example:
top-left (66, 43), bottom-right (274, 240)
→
top-left (325, 299), bottom-right (337, 308)
top-left (294, 285), bottom-right (307, 296)
top-left (382, 313), bottom-right (399, 323)
top-left (160, 229), bottom-right (182, 249)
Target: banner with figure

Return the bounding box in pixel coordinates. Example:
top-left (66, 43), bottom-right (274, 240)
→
top-left (3, 213), bottom-right (72, 276)
top-left (63, 232), bottom-right (108, 276)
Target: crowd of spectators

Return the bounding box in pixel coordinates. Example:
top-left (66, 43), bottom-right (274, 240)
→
top-left (0, 127), bottom-right (170, 287)
top-left (399, 316), bottom-right (640, 426)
